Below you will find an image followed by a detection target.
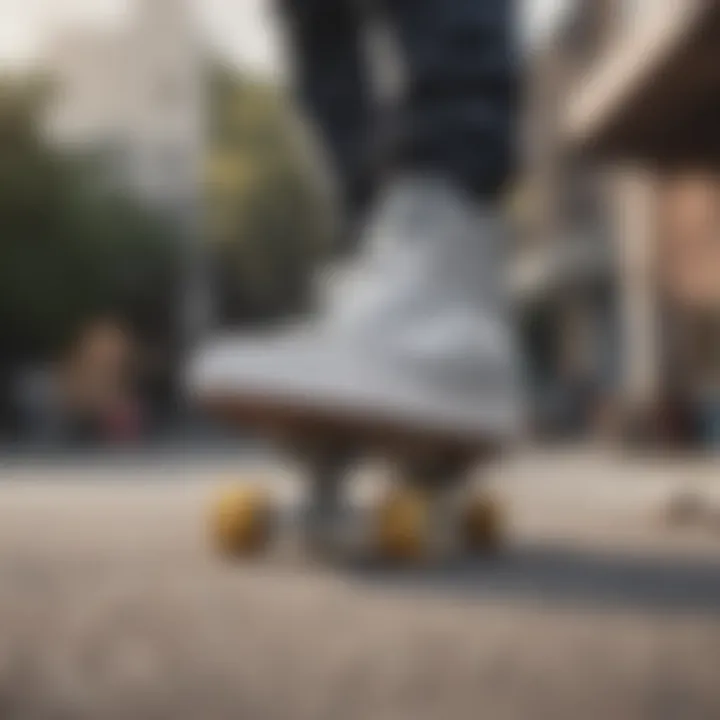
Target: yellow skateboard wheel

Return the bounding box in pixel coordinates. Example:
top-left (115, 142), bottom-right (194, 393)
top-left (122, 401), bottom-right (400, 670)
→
top-left (209, 484), bottom-right (273, 557)
top-left (374, 488), bottom-right (430, 563)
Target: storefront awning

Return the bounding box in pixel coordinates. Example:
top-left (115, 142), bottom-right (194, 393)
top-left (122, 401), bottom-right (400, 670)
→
top-left (565, 1), bottom-right (720, 166)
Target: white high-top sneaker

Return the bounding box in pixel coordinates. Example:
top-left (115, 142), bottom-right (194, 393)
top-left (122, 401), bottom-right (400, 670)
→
top-left (189, 175), bottom-right (524, 445)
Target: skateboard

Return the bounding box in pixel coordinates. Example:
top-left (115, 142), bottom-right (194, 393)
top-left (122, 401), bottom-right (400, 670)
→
top-left (204, 391), bottom-right (506, 564)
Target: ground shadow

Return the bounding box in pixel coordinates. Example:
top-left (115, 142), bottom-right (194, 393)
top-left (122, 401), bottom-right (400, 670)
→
top-left (348, 543), bottom-right (720, 615)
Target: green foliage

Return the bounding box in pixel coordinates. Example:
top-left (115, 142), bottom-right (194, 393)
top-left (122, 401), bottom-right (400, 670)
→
top-left (0, 76), bottom-right (177, 361)
top-left (206, 66), bottom-right (333, 322)
top-left (0, 63), bottom-right (334, 361)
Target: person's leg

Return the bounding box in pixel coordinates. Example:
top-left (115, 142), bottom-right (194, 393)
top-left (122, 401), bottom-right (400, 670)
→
top-left (381, 0), bottom-right (518, 199)
top-left (193, 0), bottom-right (521, 559)
top-left (275, 0), bottom-right (375, 222)
top-left (192, 0), bottom-right (522, 440)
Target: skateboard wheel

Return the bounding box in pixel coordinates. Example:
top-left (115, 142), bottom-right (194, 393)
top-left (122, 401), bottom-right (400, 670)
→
top-left (209, 485), bottom-right (274, 557)
top-left (374, 488), bottom-right (430, 563)
top-left (462, 493), bottom-right (503, 552)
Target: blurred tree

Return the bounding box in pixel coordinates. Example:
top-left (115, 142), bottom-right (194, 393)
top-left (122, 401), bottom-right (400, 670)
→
top-left (0, 76), bottom-right (177, 427)
top-left (0, 66), bottom-right (334, 431)
top-left (206, 66), bottom-right (334, 324)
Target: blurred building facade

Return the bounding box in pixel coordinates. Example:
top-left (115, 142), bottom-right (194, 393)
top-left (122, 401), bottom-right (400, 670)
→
top-left (45, 0), bottom-right (205, 219)
top-left (45, 0), bottom-right (211, 380)
top-left (521, 0), bottom-right (720, 446)
top-left (516, 2), bottom-right (619, 440)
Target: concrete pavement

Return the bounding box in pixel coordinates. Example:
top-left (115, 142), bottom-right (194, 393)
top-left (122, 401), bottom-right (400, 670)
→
top-left (0, 449), bottom-right (719, 719)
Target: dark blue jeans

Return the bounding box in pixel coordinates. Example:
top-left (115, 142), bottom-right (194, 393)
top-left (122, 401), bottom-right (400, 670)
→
top-left (277, 0), bottom-right (518, 219)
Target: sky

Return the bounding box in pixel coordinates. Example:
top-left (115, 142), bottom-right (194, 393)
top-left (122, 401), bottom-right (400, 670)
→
top-left (0, 0), bottom-right (572, 75)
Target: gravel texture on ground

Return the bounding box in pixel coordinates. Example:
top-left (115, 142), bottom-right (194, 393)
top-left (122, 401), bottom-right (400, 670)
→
top-left (1, 451), bottom-right (719, 720)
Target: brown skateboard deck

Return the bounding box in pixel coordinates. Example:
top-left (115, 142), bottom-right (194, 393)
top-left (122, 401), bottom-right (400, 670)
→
top-left (201, 390), bottom-right (506, 563)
